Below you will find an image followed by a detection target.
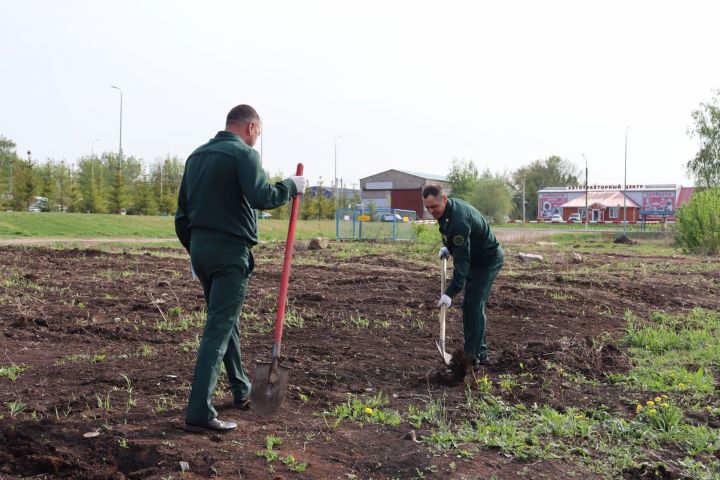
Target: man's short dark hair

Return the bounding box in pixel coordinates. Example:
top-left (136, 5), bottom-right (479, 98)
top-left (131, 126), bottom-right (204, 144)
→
top-left (422, 185), bottom-right (444, 199)
top-left (226, 105), bottom-right (260, 125)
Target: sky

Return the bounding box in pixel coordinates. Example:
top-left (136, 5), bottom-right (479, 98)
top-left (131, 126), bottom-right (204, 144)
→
top-left (1, 0), bottom-right (719, 189)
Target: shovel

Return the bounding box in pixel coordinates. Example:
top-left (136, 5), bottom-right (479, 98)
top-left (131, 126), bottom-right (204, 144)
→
top-left (250, 163), bottom-right (303, 416)
top-left (435, 257), bottom-right (452, 366)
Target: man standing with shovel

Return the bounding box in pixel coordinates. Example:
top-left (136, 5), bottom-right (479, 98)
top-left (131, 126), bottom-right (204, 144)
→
top-left (422, 185), bottom-right (504, 368)
top-left (175, 104), bottom-right (306, 433)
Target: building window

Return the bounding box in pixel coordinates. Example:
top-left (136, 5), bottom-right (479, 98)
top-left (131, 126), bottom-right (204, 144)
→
top-left (609, 207), bottom-right (619, 219)
top-left (579, 208), bottom-right (586, 218)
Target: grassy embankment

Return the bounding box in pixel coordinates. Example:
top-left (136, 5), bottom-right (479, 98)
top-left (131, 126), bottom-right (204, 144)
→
top-left (0, 212), bottom-right (336, 244)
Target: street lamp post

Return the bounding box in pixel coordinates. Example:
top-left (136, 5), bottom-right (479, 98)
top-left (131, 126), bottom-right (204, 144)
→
top-left (623, 127), bottom-right (629, 236)
top-left (334, 135), bottom-right (343, 202)
top-left (110, 86), bottom-right (123, 158)
top-left (522, 178), bottom-right (526, 224)
top-left (582, 153), bottom-right (588, 230)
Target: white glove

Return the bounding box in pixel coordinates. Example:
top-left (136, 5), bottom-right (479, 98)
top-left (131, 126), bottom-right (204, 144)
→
top-left (438, 247), bottom-right (450, 259)
top-left (288, 175), bottom-right (307, 194)
top-left (438, 294), bottom-right (451, 308)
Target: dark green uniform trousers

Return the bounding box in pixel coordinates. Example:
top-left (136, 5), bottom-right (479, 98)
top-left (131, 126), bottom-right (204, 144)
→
top-left (462, 247), bottom-right (504, 362)
top-left (186, 237), bottom-right (253, 424)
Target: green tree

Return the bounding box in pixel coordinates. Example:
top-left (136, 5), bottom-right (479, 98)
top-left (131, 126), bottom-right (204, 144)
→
top-left (75, 155), bottom-right (107, 213)
top-left (0, 136), bottom-right (20, 209)
top-left (470, 170), bottom-right (514, 223)
top-left (687, 88), bottom-right (720, 189)
top-left (675, 187), bottom-right (720, 254)
top-left (106, 153), bottom-right (142, 214)
top-left (151, 155), bottom-right (183, 215)
top-left (447, 158), bottom-right (479, 200)
top-left (132, 176), bottom-right (159, 215)
top-left (511, 156), bottom-right (580, 221)
top-left (11, 156), bottom-right (37, 210)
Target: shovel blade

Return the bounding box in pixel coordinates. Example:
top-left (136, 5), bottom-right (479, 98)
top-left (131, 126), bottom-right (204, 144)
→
top-left (250, 362), bottom-right (290, 416)
top-left (435, 339), bottom-right (452, 366)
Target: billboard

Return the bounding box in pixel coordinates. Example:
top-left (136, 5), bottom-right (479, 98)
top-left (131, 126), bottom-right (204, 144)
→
top-left (537, 193), bottom-right (568, 220)
top-left (642, 191), bottom-right (675, 219)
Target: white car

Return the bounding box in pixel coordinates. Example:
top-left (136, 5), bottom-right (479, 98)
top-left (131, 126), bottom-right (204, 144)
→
top-left (550, 214), bottom-right (565, 224)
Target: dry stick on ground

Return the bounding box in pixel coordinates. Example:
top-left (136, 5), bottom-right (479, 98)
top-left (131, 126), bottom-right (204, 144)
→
top-left (148, 292), bottom-right (169, 324)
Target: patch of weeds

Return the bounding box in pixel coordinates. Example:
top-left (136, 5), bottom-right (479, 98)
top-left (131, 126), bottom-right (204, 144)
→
top-left (154, 395), bottom-right (178, 413)
top-left (180, 334), bottom-right (201, 353)
top-left (256, 435), bottom-right (283, 463)
top-left (407, 398), bottom-right (448, 429)
top-left (549, 292), bottom-right (571, 301)
top-left (155, 310), bottom-right (204, 332)
top-left (375, 318), bottom-right (391, 328)
top-left (284, 308), bottom-right (305, 329)
top-left (342, 314), bottom-right (369, 329)
top-left (0, 364), bottom-right (30, 381)
top-left (324, 392), bottom-right (401, 427)
top-left (282, 454), bottom-right (308, 472)
top-left (6, 400), bottom-right (26, 418)
top-left (619, 308), bottom-right (720, 399)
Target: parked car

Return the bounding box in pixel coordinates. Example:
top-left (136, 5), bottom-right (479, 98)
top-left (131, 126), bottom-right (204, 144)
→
top-left (550, 214), bottom-right (565, 224)
top-left (568, 213), bottom-right (582, 223)
top-left (374, 212), bottom-right (403, 222)
top-left (258, 212), bottom-right (272, 219)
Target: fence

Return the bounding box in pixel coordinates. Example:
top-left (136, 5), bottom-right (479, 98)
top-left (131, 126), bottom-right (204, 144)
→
top-left (336, 208), bottom-right (417, 241)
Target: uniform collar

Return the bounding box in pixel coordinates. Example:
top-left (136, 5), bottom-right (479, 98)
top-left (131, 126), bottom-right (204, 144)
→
top-left (213, 130), bottom-right (248, 145)
top-left (439, 198), bottom-right (454, 224)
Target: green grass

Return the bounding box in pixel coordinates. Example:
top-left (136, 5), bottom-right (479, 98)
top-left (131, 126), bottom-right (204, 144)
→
top-left (0, 212), bottom-right (338, 242)
top-left (618, 308), bottom-right (720, 398)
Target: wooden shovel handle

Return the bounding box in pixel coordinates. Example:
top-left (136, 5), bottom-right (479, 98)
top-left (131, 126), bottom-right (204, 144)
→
top-left (439, 257), bottom-right (447, 341)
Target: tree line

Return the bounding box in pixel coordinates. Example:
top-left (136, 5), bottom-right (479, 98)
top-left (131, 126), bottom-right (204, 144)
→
top-left (1, 87), bottom-right (716, 219)
top-left (0, 136), bottom-right (183, 215)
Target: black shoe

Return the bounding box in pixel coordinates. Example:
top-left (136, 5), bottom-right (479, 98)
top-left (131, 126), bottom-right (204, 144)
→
top-left (184, 418), bottom-right (237, 433)
top-left (233, 397), bottom-right (251, 410)
top-left (475, 355), bottom-right (490, 366)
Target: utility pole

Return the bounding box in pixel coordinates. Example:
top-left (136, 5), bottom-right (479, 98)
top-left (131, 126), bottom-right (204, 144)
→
top-left (623, 127), bottom-right (629, 236)
top-left (522, 178), bottom-right (526, 224)
top-left (334, 136), bottom-right (343, 204)
top-left (582, 153), bottom-right (588, 230)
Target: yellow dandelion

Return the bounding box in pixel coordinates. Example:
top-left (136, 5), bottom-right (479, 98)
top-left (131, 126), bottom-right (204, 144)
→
top-left (660, 403), bottom-right (669, 408)
top-left (649, 408), bottom-right (657, 414)
top-left (636, 404), bottom-right (643, 413)
top-left (678, 383), bottom-right (685, 388)
top-left (654, 397), bottom-right (662, 403)
top-left (364, 407), bottom-right (373, 415)
top-left (646, 400), bottom-right (655, 406)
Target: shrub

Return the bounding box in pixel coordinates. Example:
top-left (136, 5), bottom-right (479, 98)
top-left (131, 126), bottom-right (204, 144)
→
top-left (675, 188), bottom-right (720, 254)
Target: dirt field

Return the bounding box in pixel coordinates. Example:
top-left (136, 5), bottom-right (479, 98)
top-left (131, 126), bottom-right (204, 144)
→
top-left (1, 239), bottom-right (718, 480)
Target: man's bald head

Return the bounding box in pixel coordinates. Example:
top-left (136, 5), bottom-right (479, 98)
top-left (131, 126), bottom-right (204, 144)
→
top-left (225, 104), bottom-right (262, 147)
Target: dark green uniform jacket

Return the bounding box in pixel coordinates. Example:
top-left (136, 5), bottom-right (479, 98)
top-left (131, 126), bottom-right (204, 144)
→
top-left (175, 131), bottom-right (297, 250)
top-left (439, 198), bottom-right (501, 297)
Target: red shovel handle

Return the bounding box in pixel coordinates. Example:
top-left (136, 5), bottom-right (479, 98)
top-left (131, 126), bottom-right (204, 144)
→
top-left (273, 163), bottom-right (303, 352)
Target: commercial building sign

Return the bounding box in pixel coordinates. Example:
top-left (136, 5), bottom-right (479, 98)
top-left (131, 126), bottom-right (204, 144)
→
top-left (642, 191), bottom-right (675, 215)
top-left (566, 184), bottom-right (645, 190)
top-left (537, 193), bottom-right (568, 220)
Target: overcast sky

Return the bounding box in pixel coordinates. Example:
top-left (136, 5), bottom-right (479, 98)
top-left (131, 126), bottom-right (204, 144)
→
top-left (1, 0), bottom-right (718, 188)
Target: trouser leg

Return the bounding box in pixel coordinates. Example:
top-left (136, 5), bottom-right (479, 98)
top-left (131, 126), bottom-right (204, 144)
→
top-left (462, 250), bottom-right (504, 361)
top-left (186, 242), bottom-right (251, 424)
top-left (224, 319), bottom-right (251, 402)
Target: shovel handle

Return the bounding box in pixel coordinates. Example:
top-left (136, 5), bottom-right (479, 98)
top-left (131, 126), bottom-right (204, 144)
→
top-left (439, 256), bottom-right (447, 341)
top-left (273, 163), bottom-right (304, 354)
